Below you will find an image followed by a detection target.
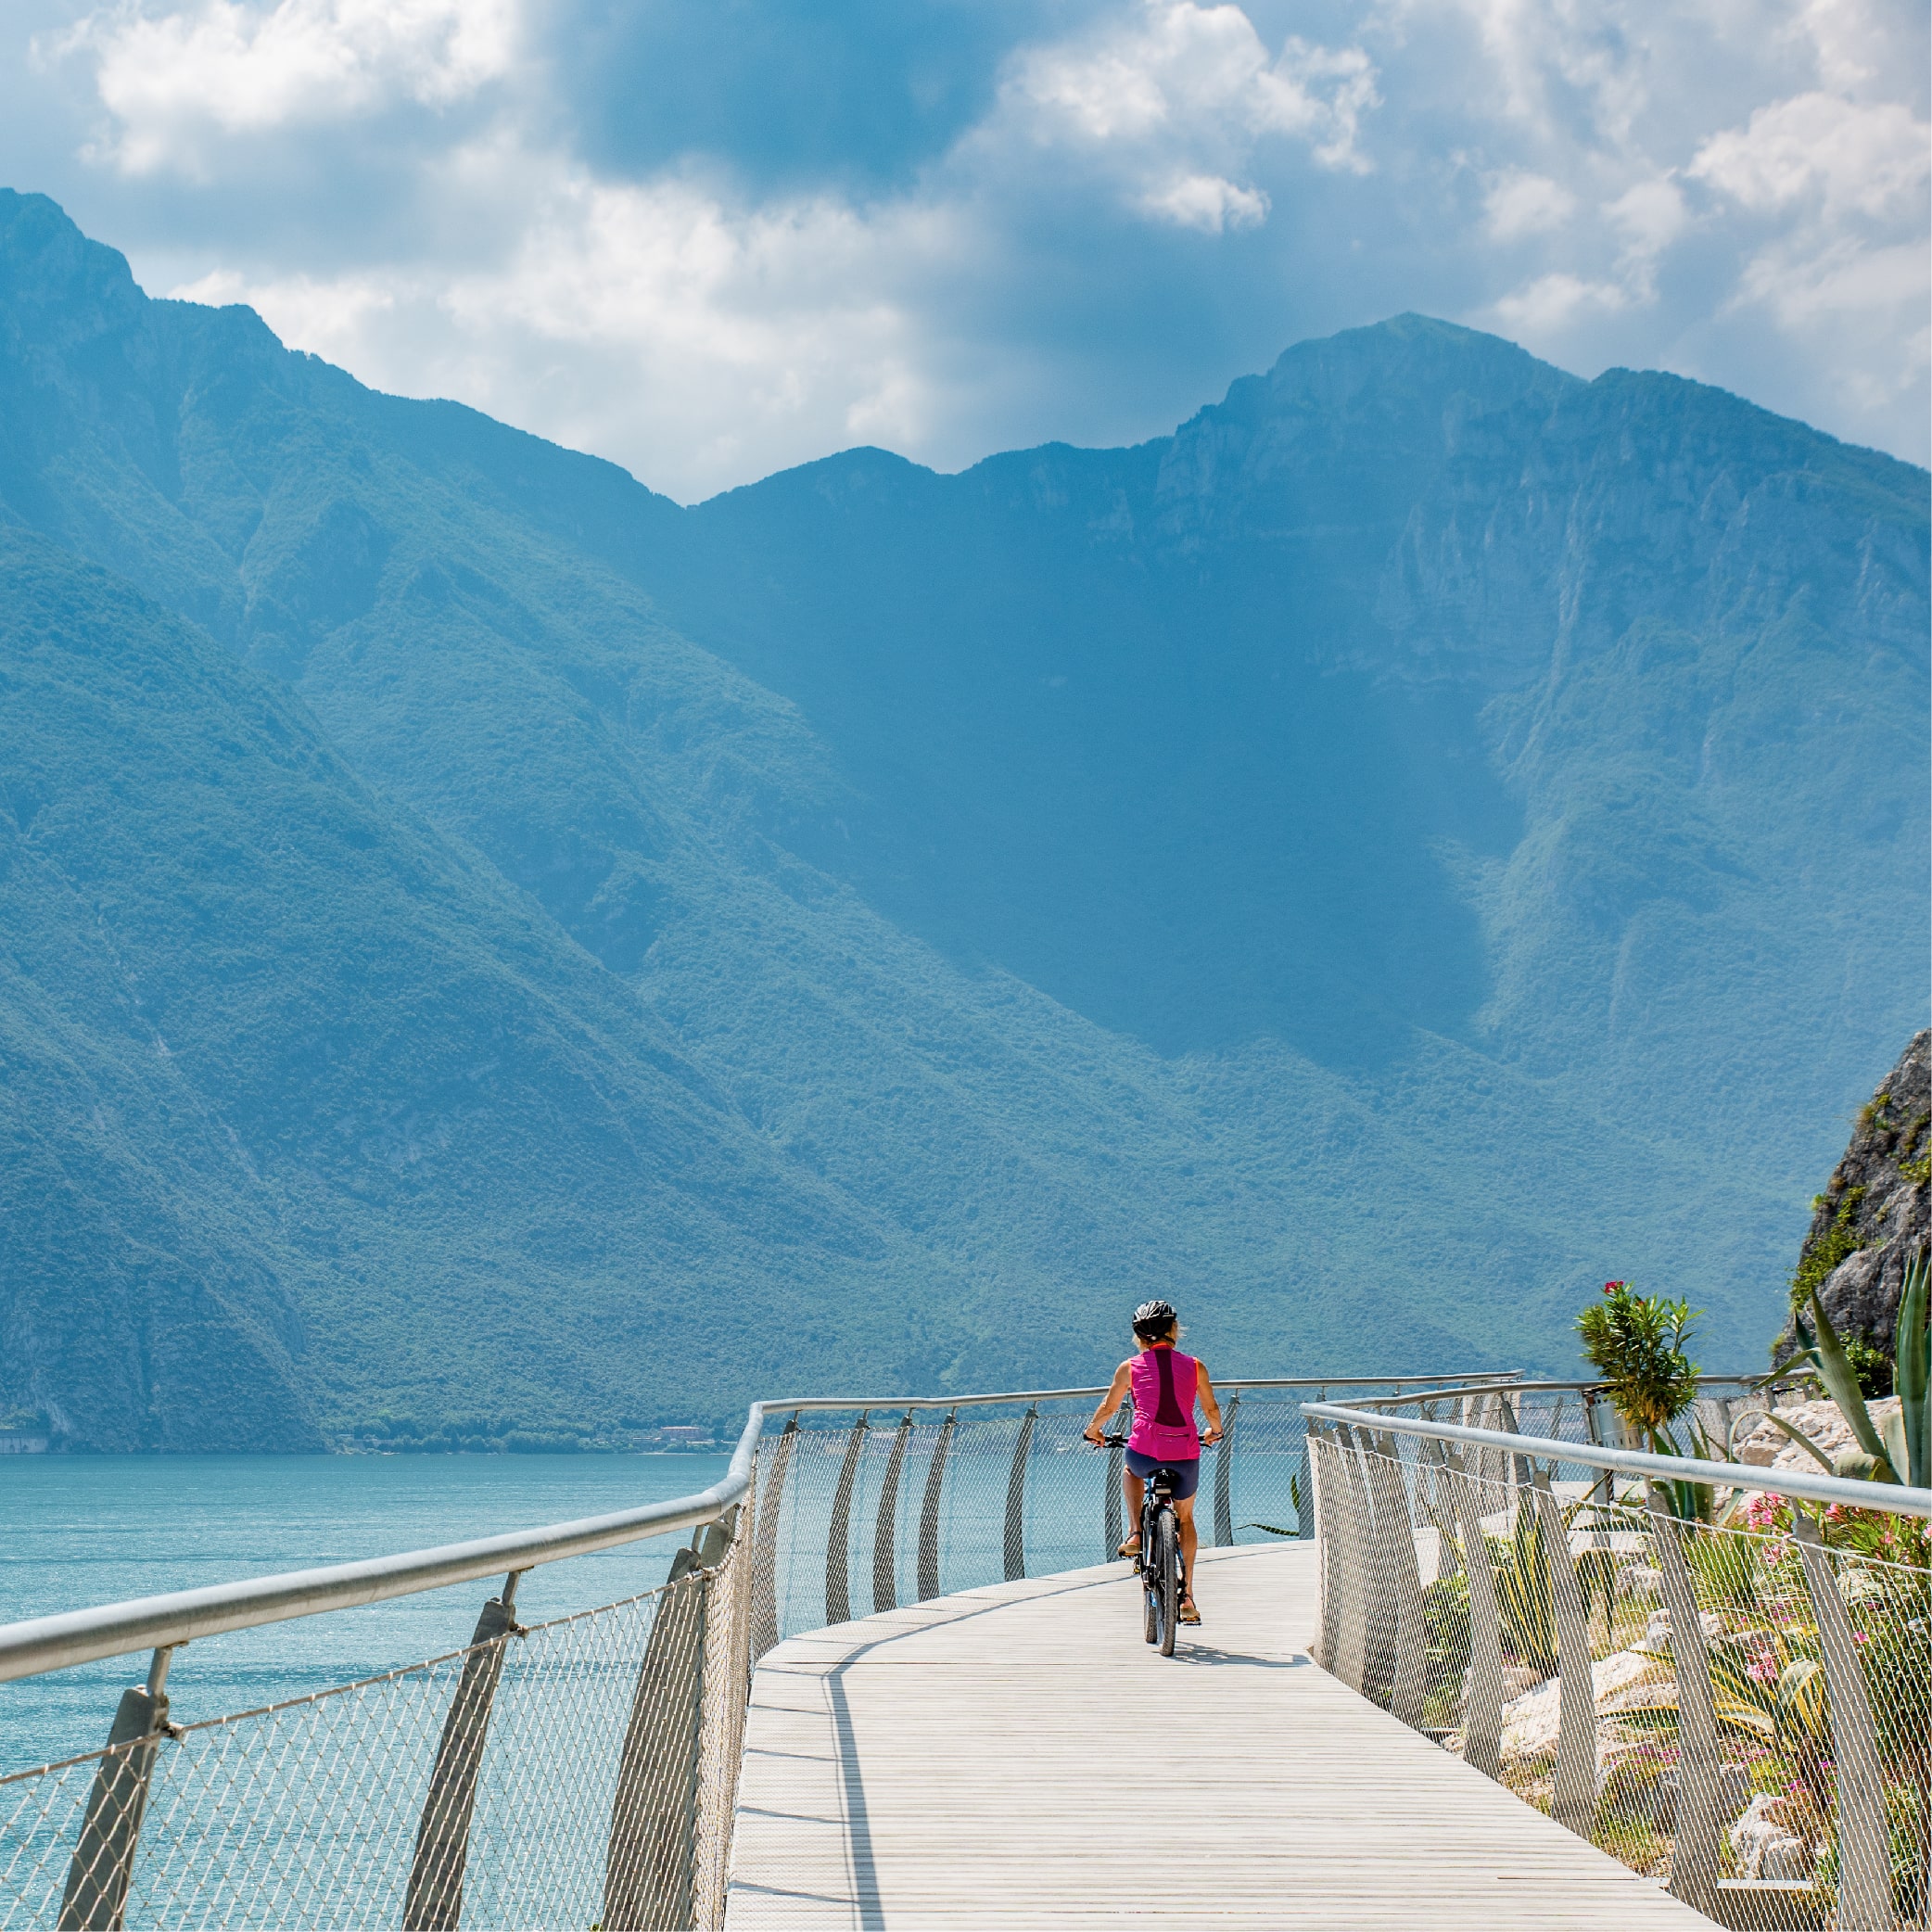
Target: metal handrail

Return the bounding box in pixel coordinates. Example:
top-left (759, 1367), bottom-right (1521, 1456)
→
top-left (767, 1371), bottom-right (1515, 1412)
top-left (0, 1375), bottom-right (1537, 1692)
top-left (1301, 1401), bottom-right (1932, 1519)
top-left (0, 1405), bottom-right (774, 1686)
top-left (1341, 1372), bottom-right (1771, 1410)
top-left (0, 1371), bottom-right (1515, 1685)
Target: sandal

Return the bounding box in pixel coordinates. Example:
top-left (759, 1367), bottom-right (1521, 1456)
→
top-left (1179, 1595), bottom-right (1201, 1624)
top-left (1117, 1538), bottom-right (1141, 1558)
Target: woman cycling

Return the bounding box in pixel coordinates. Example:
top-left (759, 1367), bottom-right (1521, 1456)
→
top-left (1083, 1300), bottom-right (1224, 1624)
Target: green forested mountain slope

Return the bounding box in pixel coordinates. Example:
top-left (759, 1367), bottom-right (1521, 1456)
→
top-left (0, 526), bottom-right (961, 1445)
top-left (0, 190), bottom-right (1924, 1445)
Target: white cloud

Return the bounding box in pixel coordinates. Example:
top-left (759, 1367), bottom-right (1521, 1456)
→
top-left (1690, 93), bottom-right (1929, 221)
top-left (1482, 169), bottom-right (1576, 242)
top-left (170, 142), bottom-right (979, 499)
top-left (53, 0), bottom-right (515, 173)
top-left (1490, 270), bottom-right (1631, 334)
top-left (1607, 176), bottom-right (1691, 261)
top-left (1412, 0), bottom-right (1657, 154)
top-left (996, 1), bottom-right (1379, 228)
top-left (171, 263), bottom-right (397, 345)
top-left (1727, 235), bottom-right (1931, 416)
top-left (1139, 172), bottom-right (1269, 230)
top-left (20, 0), bottom-right (1926, 490)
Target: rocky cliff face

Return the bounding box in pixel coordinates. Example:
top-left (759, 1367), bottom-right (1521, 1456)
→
top-left (1786, 1030), bottom-right (1930, 1352)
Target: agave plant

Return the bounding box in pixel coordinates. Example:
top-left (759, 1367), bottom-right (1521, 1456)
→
top-left (1766, 1243), bottom-right (1931, 1488)
top-left (1483, 1491), bottom-right (1560, 1676)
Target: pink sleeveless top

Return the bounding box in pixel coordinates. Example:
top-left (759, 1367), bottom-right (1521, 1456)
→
top-left (1127, 1347), bottom-right (1200, 1459)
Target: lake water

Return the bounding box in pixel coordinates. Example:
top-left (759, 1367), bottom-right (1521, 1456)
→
top-left (0, 1454), bottom-right (729, 1777)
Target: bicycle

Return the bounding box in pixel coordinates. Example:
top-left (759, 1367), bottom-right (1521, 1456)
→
top-left (1099, 1433), bottom-right (1186, 1656)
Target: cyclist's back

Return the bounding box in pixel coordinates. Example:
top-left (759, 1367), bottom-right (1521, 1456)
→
top-left (1126, 1346), bottom-right (1200, 1463)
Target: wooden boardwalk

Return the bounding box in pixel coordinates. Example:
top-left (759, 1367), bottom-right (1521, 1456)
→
top-left (725, 1543), bottom-right (1711, 1929)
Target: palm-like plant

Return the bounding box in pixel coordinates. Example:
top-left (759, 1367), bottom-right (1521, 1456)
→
top-left (1578, 1283), bottom-right (1701, 1437)
top-left (1578, 1283), bottom-right (1712, 1519)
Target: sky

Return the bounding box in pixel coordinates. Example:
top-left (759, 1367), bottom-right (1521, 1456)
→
top-left (3, 0), bottom-right (1926, 502)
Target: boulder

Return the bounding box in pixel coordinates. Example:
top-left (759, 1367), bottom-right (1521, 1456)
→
top-left (1614, 1562), bottom-right (1662, 1602)
top-left (1730, 1793), bottom-right (1811, 1881)
top-left (1498, 1647), bottom-right (1665, 1766)
top-left (1732, 1396), bottom-right (1902, 1473)
top-left (1642, 1605), bottom-right (1725, 1649)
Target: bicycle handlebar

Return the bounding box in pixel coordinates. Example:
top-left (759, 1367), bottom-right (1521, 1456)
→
top-left (1086, 1432), bottom-right (1224, 1448)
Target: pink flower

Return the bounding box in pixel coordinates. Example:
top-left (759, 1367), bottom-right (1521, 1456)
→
top-left (1825, 1504), bottom-right (1844, 1522)
top-left (1747, 1649), bottom-right (1780, 1685)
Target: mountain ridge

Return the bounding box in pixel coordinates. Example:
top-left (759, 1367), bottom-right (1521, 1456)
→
top-left (0, 189), bottom-right (1924, 1446)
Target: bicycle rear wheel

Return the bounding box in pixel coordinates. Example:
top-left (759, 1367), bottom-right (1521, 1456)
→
top-left (1151, 1506), bottom-right (1179, 1656)
top-left (1141, 1505), bottom-right (1159, 1645)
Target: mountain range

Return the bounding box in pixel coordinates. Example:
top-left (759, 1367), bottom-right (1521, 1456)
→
top-left (0, 188), bottom-right (1925, 1449)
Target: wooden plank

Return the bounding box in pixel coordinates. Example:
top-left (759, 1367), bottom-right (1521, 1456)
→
top-left (726, 1544), bottom-right (1710, 1929)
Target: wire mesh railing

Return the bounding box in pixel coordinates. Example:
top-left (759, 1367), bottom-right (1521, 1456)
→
top-left (4, 1529), bottom-right (750, 1932)
top-left (744, 1377), bottom-right (1515, 1650)
top-left (1305, 1403), bottom-right (1932, 1932)
top-left (0, 1371), bottom-right (1497, 1931)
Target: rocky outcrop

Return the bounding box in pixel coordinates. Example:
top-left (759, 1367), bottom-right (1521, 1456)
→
top-left (1779, 1031), bottom-right (1930, 1354)
top-left (1734, 1396), bottom-right (1903, 1469)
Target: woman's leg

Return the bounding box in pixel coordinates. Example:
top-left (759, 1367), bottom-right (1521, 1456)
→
top-left (1122, 1469), bottom-right (1145, 1550)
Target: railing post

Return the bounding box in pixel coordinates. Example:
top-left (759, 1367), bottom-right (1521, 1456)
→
top-left (1103, 1400), bottom-right (1130, 1559)
top-left (872, 1412), bottom-right (913, 1614)
top-left (603, 1532), bottom-right (719, 1932)
top-left (1496, 1392), bottom-right (1531, 1491)
top-left (916, 1410), bottom-right (955, 1602)
top-left (1416, 1435), bottom-right (1455, 1581)
top-left (1331, 1428), bottom-right (1373, 1695)
top-left (1582, 1392), bottom-right (1612, 1562)
top-left (1349, 1432), bottom-right (1397, 1707)
top-left (749, 1416), bottom-right (797, 1662)
top-left (1004, 1406), bottom-right (1037, 1582)
top-left (1532, 1469), bottom-right (1595, 1838)
top-left (403, 1572), bottom-right (524, 1931)
top-left (57, 1646), bottom-right (175, 1932)
top-left (1212, 1393), bottom-right (1241, 1546)
top-left (1309, 1427), bottom-right (1340, 1674)
top-left (1646, 1494), bottom-right (1722, 1915)
top-left (1792, 1512), bottom-right (1894, 1930)
top-left (824, 1413), bottom-right (869, 1627)
top-left (1366, 1432), bottom-right (1427, 1727)
top-left (1296, 1390), bottom-right (1323, 1539)
top-left (1447, 1453), bottom-right (1506, 1779)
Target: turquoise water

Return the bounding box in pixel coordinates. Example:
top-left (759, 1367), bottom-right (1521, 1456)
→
top-left (0, 1454), bottom-right (729, 1777)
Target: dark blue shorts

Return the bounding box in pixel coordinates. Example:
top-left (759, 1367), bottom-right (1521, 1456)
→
top-left (1125, 1448), bottom-right (1200, 1500)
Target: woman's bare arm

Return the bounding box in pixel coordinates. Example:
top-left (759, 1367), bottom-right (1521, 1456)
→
top-left (1196, 1360), bottom-right (1225, 1444)
top-left (1085, 1362), bottom-right (1132, 1442)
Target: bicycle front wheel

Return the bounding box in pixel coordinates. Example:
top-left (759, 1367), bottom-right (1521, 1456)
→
top-left (1151, 1507), bottom-right (1179, 1657)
